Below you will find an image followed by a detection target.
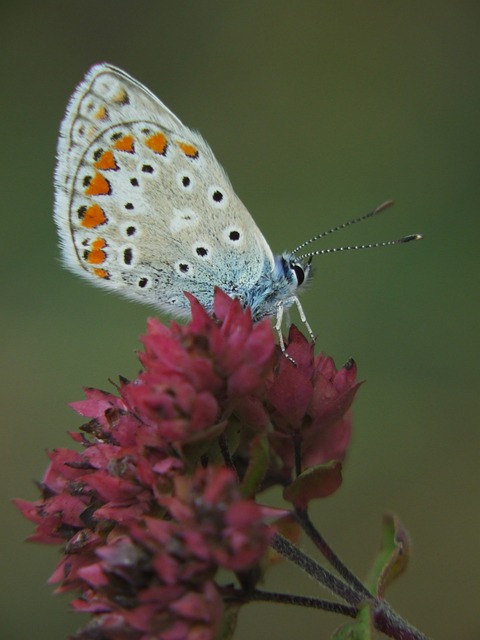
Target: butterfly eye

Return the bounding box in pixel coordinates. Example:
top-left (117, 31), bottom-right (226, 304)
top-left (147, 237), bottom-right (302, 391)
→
top-left (291, 262), bottom-right (305, 287)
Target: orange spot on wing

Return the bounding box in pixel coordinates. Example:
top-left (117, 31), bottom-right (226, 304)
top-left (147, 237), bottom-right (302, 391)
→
top-left (113, 89), bottom-right (129, 105)
top-left (94, 150), bottom-right (118, 171)
top-left (94, 268), bottom-right (110, 279)
top-left (94, 106), bottom-right (108, 120)
top-left (85, 173), bottom-right (111, 196)
top-left (80, 204), bottom-right (107, 228)
top-left (87, 238), bottom-right (107, 264)
top-left (113, 135), bottom-right (135, 153)
top-left (146, 132), bottom-right (168, 155)
top-left (178, 142), bottom-right (199, 159)
top-left (87, 250), bottom-right (106, 264)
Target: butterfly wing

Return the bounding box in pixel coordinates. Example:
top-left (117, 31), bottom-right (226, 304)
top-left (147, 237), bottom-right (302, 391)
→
top-left (54, 64), bottom-right (275, 316)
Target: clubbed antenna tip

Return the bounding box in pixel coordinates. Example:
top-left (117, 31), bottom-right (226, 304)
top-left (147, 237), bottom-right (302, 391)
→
top-left (401, 233), bottom-right (423, 243)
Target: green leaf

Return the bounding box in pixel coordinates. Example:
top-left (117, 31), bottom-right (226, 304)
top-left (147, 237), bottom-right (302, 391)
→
top-left (216, 602), bottom-right (241, 640)
top-left (240, 434), bottom-right (270, 498)
top-left (283, 460), bottom-right (342, 508)
top-left (263, 515), bottom-right (301, 568)
top-left (183, 420), bottom-right (229, 471)
top-left (185, 416), bottom-right (243, 469)
top-left (331, 602), bottom-right (373, 639)
top-left (366, 512), bottom-right (410, 598)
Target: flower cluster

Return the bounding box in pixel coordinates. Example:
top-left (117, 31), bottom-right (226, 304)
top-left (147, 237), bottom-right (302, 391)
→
top-left (266, 326), bottom-right (360, 504)
top-left (16, 289), bottom-right (360, 639)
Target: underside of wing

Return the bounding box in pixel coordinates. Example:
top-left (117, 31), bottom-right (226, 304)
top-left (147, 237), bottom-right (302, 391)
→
top-left (54, 64), bottom-right (275, 315)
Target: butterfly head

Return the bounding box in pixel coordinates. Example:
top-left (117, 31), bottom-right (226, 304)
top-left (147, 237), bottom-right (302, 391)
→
top-left (276, 253), bottom-right (313, 294)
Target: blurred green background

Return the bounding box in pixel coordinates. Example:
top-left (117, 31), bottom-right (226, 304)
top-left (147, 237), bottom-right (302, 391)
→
top-left (1, 2), bottom-right (478, 639)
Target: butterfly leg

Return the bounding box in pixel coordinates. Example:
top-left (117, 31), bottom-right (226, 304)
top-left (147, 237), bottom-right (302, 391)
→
top-left (293, 296), bottom-right (316, 343)
top-left (275, 303), bottom-right (296, 364)
top-left (275, 303), bottom-right (286, 352)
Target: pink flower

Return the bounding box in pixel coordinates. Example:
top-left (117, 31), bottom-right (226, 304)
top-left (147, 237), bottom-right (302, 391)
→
top-left (158, 466), bottom-right (273, 572)
top-left (266, 326), bottom-right (361, 505)
top-left (53, 467), bottom-right (269, 639)
top-left (16, 290), bottom-right (360, 638)
top-left (121, 289), bottom-right (275, 444)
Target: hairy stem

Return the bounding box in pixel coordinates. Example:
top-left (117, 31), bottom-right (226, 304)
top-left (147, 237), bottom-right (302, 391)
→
top-left (223, 586), bottom-right (357, 617)
top-left (374, 602), bottom-right (429, 640)
top-left (293, 431), bottom-right (302, 478)
top-left (295, 508), bottom-right (371, 598)
top-left (270, 532), bottom-right (366, 607)
top-left (269, 531), bottom-right (430, 640)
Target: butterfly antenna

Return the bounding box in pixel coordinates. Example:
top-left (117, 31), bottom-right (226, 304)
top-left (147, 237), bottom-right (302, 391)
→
top-left (295, 233), bottom-right (423, 261)
top-left (290, 200), bottom-right (395, 255)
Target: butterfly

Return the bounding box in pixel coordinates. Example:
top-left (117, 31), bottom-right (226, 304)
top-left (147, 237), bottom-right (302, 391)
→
top-left (54, 64), bottom-right (421, 350)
